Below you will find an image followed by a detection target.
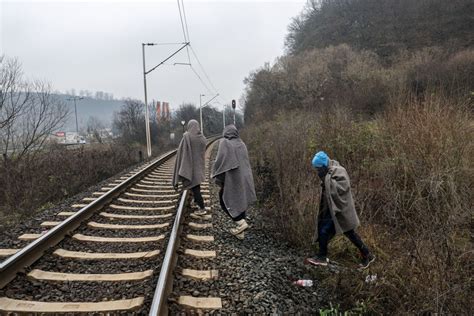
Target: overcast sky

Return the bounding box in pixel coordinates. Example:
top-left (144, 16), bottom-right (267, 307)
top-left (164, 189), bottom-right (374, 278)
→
top-left (1, 0), bottom-right (305, 111)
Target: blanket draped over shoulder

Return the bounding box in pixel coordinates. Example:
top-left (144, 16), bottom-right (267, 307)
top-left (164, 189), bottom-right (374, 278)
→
top-left (212, 125), bottom-right (256, 218)
top-left (314, 159), bottom-right (360, 242)
top-left (172, 120), bottom-right (206, 190)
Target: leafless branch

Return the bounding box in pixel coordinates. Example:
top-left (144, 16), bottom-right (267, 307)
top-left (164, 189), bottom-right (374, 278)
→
top-left (1, 57), bottom-right (70, 160)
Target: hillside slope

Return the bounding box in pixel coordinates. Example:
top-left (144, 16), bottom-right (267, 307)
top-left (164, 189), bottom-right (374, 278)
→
top-left (285, 0), bottom-right (473, 59)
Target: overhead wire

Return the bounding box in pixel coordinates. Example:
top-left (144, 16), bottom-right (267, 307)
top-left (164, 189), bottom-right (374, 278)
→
top-left (176, 0), bottom-right (188, 42)
top-left (181, 0), bottom-right (191, 43)
top-left (177, 0), bottom-right (191, 64)
top-left (188, 45), bottom-right (219, 93)
top-left (190, 65), bottom-right (213, 95)
top-left (178, 0), bottom-right (229, 109)
top-left (188, 45), bottom-right (228, 105)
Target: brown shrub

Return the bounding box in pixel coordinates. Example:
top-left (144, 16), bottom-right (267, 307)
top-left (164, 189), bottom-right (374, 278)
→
top-left (243, 95), bottom-right (473, 314)
top-left (0, 143), bottom-right (143, 221)
top-left (244, 45), bottom-right (474, 123)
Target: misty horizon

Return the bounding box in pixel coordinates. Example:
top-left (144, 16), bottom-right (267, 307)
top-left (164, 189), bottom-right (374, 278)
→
top-left (1, 0), bottom-right (305, 111)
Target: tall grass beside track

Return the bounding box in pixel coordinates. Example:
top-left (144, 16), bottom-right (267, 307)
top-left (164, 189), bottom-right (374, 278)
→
top-left (243, 95), bottom-right (473, 314)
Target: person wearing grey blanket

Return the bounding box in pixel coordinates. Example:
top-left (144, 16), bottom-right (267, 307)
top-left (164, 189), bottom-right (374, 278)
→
top-left (212, 124), bottom-right (256, 239)
top-left (173, 119), bottom-right (207, 216)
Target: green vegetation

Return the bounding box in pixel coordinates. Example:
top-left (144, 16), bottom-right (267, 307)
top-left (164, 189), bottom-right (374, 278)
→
top-left (243, 0), bottom-right (473, 313)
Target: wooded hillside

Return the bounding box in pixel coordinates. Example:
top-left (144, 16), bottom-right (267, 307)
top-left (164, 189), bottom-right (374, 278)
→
top-left (285, 0), bottom-right (473, 59)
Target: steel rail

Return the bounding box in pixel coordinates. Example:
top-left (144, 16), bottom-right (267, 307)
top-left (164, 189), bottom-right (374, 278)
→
top-left (0, 149), bottom-right (177, 288)
top-left (148, 186), bottom-right (188, 316)
top-left (149, 136), bottom-right (220, 316)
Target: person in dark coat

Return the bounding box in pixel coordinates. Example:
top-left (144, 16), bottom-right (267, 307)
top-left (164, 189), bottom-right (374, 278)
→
top-left (306, 151), bottom-right (375, 269)
top-left (172, 120), bottom-right (207, 215)
top-left (211, 125), bottom-right (256, 239)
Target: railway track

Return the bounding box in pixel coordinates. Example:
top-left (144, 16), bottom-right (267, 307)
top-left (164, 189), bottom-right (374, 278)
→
top-left (0, 137), bottom-right (220, 314)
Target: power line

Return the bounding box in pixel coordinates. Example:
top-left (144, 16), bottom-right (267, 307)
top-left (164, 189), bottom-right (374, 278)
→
top-left (189, 44), bottom-right (229, 106)
top-left (180, 0), bottom-right (192, 65)
top-left (177, 0), bottom-right (228, 105)
top-left (188, 45), bottom-right (229, 106)
top-left (176, 0), bottom-right (188, 42)
top-left (145, 42), bottom-right (190, 75)
top-left (181, 0), bottom-right (191, 42)
top-left (178, 0), bottom-right (218, 96)
top-left (177, 0), bottom-right (191, 64)
top-left (189, 45), bottom-right (218, 93)
top-left (190, 65), bottom-right (213, 94)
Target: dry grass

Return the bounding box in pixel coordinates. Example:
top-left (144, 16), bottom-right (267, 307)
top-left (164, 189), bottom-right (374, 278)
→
top-left (243, 95), bottom-right (473, 314)
top-left (0, 143), bottom-right (143, 221)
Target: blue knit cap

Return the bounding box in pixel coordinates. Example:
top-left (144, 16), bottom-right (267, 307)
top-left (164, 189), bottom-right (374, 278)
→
top-left (312, 151), bottom-right (329, 168)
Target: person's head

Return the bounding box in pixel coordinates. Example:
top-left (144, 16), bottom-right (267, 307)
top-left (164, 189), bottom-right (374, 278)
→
top-left (312, 151), bottom-right (329, 178)
top-left (187, 119), bottom-right (201, 134)
top-left (223, 124), bottom-right (239, 139)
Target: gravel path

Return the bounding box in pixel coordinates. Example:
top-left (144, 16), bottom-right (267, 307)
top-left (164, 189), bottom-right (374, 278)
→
top-left (169, 146), bottom-right (330, 315)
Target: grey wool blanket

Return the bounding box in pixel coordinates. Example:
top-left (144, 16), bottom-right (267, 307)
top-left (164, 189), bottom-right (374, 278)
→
top-left (172, 119), bottom-right (207, 190)
top-left (313, 159), bottom-right (360, 242)
top-left (212, 125), bottom-right (256, 218)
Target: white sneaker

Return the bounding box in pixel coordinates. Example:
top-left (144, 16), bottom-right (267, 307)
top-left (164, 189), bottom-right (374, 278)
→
top-left (230, 219), bottom-right (249, 235)
top-left (234, 232), bottom-right (245, 240)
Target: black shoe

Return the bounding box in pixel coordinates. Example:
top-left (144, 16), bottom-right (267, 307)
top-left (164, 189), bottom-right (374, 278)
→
top-left (359, 253), bottom-right (376, 270)
top-left (305, 255), bottom-right (329, 267)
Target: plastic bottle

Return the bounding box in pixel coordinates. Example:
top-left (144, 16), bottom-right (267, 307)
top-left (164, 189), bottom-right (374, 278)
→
top-left (293, 279), bottom-right (313, 287)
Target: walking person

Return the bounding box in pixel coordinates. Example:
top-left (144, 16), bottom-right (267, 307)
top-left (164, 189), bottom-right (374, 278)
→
top-left (173, 119), bottom-right (207, 216)
top-left (212, 125), bottom-right (256, 239)
top-left (306, 151), bottom-right (375, 269)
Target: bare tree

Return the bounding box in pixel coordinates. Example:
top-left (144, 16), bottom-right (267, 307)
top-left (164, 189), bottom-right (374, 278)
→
top-left (0, 56), bottom-right (30, 130)
top-left (87, 116), bottom-right (106, 143)
top-left (112, 99), bottom-right (146, 144)
top-left (173, 103), bottom-right (199, 124)
top-left (0, 56), bottom-right (70, 161)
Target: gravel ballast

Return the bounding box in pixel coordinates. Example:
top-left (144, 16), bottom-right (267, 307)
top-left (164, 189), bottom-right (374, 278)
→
top-left (0, 143), bottom-right (333, 314)
top-left (169, 146), bottom-right (330, 315)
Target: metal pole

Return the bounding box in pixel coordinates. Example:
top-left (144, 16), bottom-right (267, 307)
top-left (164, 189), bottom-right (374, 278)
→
top-left (142, 44), bottom-right (152, 158)
top-left (233, 108), bottom-right (236, 125)
top-left (73, 98), bottom-right (79, 135)
top-left (222, 106), bottom-right (225, 130)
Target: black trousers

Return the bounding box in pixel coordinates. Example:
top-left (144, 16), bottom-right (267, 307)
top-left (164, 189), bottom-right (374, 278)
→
top-left (318, 213), bottom-right (369, 258)
top-left (190, 185), bottom-right (205, 209)
top-left (219, 186), bottom-right (245, 222)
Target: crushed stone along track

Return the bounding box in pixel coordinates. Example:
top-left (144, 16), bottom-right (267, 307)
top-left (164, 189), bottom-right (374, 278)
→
top-left (169, 144), bottom-right (328, 315)
top-left (0, 147), bottom-right (207, 314)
